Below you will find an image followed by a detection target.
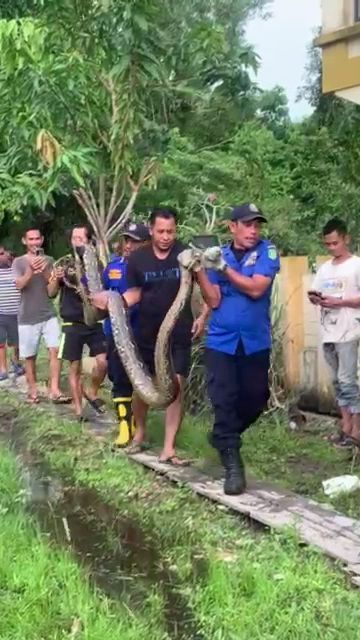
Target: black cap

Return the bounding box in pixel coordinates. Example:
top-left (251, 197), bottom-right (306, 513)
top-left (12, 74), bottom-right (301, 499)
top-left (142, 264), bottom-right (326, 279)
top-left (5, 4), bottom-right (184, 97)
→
top-left (121, 222), bottom-right (150, 242)
top-left (229, 203), bottom-right (267, 223)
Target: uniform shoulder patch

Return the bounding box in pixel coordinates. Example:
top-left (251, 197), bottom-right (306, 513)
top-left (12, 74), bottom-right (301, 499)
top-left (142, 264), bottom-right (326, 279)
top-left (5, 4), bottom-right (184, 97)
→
top-left (109, 269), bottom-right (122, 280)
top-left (267, 245), bottom-right (278, 261)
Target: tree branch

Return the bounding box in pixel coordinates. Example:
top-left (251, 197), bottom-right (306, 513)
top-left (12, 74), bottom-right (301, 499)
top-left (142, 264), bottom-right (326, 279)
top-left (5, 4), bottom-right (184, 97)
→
top-left (73, 188), bottom-right (99, 233)
top-left (87, 186), bottom-right (99, 220)
top-left (106, 188), bottom-right (139, 240)
top-left (106, 175), bottom-right (126, 229)
top-left (105, 159), bottom-right (156, 239)
top-left (98, 175), bottom-right (106, 225)
top-left (107, 159), bottom-right (122, 223)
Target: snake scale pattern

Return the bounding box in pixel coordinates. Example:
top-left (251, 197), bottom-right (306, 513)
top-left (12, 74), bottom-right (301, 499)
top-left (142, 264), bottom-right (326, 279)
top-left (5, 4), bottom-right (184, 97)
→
top-left (82, 243), bottom-right (223, 408)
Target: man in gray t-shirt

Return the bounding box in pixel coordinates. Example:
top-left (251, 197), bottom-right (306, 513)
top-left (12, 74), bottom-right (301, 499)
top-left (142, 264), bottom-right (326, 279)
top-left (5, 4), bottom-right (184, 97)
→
top-left (13, 228), bottom-right (70, 405)
top-left (13, 254), bottom-right (56, 325)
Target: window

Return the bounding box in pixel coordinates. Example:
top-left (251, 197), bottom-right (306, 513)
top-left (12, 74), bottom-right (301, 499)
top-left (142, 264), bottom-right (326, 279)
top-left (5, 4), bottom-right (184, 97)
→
top-left (355, 0), bottom-right (360, 22)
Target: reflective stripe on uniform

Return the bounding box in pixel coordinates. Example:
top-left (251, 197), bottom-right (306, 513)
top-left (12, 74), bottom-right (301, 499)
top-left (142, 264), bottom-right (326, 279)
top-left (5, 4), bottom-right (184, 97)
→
top-left (58, 332), bottom-right (66, 359)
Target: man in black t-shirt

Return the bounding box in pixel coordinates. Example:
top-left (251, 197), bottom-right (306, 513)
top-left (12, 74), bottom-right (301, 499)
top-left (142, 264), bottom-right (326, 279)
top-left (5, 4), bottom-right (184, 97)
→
top-left (93, 207), bottom-right (208, 464)
top-left (48, 225), bottom-right (107, 420)
top-left (125, 207), bottom-right (195, 464)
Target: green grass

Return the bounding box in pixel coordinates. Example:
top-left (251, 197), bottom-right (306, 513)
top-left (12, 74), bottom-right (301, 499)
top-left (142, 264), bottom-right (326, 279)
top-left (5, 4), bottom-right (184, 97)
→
top-left (0, 445), bottom-right (169, 640)
top-left (2, 395), bottom-right (360, 639)
top-left (148, 409), bottom-right (360, 518)
top-left (32, 318), bottom-right (360, 518)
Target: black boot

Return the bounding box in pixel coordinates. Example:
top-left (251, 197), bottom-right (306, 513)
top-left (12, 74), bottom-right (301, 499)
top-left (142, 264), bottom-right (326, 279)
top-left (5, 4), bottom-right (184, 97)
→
top-left (220, 448), bottom-right (246, 495)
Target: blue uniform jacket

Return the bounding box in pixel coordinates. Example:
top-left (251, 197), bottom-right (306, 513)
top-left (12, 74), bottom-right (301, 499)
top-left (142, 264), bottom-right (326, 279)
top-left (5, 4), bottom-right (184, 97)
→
top-left (206, 240), bottom-right (280, 356)
top-left (102, 256), bottom-right (138, 337)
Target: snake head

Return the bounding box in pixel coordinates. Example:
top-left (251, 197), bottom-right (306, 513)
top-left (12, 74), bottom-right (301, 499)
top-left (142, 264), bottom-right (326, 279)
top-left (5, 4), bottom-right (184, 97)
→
top-left (178, 248), bottom-right (203, 272)
top-left (75, 245), bottom-right (85, 260)
top-left (202, 247), bottom-right (226, 272)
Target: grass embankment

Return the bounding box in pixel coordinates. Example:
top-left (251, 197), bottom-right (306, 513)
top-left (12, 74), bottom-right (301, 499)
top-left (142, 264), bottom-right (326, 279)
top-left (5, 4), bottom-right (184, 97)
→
top-left (0, 444), bottom-right (169, 640)
top-left (3, 395), bottom-right (360, 639)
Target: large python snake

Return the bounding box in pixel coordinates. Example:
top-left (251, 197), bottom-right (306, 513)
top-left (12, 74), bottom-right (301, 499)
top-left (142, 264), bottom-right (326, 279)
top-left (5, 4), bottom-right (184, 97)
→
top-left (81, 244), bottom-right (224, 409)
top-left (52, 253), bottom-right (102, 327)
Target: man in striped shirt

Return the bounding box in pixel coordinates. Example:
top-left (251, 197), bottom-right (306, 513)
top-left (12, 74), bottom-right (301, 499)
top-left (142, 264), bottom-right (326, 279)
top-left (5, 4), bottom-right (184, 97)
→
top-left (0, 247), bottom-right (24, 380)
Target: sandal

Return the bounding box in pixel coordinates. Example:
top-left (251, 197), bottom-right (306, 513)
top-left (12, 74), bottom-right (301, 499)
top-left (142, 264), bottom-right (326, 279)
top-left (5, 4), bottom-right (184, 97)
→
top-left (333, 435), bottom-right (354, 449)
top-left (85, 395), bottom-right (106, 415)
top-left (26, 395), bottom-right (40, 405)
top-left (125, 441), bottom-right (151, 455)
top-left (349, 436), bottom-right (360, 448)
top-left (158, 455), bottom-right (191, 467)
top-left (326, 432), bottom-right (344, 443)
top-left (51, 394), bottom-right (72, 405)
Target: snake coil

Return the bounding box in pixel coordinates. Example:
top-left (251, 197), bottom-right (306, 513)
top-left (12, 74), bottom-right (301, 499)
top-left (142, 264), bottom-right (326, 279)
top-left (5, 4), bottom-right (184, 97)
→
top-left (81, 243), bottom-right (223, 408)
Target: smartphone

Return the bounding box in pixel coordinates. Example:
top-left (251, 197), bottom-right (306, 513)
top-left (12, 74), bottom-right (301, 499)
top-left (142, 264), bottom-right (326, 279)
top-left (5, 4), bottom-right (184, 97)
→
top-left (191, 234), bottom-right (219, 250)
top-left (35, 248), bottom-right (44, 257)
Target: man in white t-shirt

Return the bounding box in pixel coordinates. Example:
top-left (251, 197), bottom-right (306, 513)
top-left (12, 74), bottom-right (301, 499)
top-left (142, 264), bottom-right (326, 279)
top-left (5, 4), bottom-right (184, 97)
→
top-left (309, 218), bottom-right (360, 446)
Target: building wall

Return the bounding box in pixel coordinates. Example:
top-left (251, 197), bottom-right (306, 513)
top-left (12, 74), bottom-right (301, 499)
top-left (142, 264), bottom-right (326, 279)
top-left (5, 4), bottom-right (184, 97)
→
top-left (316, 0), bottom-right (360, 102)
top-left (322, 0), bottom-right (351, 32)
top-left (336, 85), bottom-right (360, 102)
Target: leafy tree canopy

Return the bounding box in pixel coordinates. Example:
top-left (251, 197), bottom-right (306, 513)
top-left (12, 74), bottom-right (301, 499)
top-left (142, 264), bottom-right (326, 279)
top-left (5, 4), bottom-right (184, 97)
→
top-left (0, 0), bottom-right (271, 256)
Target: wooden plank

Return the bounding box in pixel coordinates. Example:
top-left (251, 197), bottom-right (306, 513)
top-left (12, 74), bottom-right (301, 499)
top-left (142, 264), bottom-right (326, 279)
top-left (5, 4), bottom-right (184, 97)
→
top-left (128, 451), bottom-right (360, 579)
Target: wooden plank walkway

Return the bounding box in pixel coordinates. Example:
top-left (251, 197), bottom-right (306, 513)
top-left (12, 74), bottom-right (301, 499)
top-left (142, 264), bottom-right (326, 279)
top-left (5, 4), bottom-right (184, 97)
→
top-left (4, 376), bottom-right (360, 585)
top-left (128, 450), bottom-right (360, 585)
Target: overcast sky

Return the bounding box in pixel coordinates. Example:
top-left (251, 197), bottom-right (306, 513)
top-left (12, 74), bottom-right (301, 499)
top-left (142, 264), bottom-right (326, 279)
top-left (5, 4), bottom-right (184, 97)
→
top-left (246, 0), bottom-right (322, 120)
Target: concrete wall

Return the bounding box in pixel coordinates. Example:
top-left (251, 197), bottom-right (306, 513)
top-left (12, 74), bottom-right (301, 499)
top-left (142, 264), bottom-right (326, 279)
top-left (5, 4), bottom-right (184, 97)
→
top-left (336, 86), bottom-right (360, 103)
top-left (317, 0), bottom-right (360, 102)
top-left (322, 0), bottom-right (349, 32)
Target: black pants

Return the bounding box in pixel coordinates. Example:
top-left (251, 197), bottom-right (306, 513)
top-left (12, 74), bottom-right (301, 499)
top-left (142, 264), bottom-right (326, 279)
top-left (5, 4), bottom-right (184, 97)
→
top-left (107, 335), bottom-right (191, 398)
top-left (106, 335), bottom-right (132, 398)
top-left (205, 342), bottom-right (270, 451)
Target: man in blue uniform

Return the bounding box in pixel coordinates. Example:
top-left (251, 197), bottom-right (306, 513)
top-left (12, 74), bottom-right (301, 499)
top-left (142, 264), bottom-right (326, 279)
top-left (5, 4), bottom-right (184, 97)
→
top-left (103, 222), bottom-right (150, 447)
top-left (197, 203), bottom-right (280, 495)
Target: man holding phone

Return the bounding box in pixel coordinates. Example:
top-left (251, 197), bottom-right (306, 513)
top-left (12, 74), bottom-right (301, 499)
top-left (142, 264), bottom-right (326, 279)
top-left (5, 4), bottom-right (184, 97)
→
top-left (309, 218), bottom-right (360, 447)
top-left (12, 228), bottom-right (68, 404)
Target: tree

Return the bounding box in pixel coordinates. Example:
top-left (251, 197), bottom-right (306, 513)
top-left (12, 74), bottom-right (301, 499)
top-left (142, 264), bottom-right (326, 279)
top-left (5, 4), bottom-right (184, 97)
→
top-left (0, 0), bottom-right (271, 256)
top-left (0, 2), bottom-right (172, 257)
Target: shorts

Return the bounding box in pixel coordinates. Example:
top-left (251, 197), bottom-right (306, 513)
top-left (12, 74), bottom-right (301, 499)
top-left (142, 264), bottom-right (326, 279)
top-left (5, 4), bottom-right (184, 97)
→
top-left (59, 322), bottom-right (107, 362)
top-left (19, 317), bottom-right (60, 359)
top-left (138, 343), bottom-right (191, 379)
top-left (0, 314), bottom-right (19, 347)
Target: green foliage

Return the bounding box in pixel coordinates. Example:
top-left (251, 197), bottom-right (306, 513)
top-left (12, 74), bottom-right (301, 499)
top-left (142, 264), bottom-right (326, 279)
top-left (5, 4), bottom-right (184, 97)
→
top-left (1, 3), bottom-right (360, 259)
top-left (139, 111), bottom-right (360, 256)
top-left (0, 5), bottom-right (166, 215)
top-left (0, 0), bottom-right (270, 247)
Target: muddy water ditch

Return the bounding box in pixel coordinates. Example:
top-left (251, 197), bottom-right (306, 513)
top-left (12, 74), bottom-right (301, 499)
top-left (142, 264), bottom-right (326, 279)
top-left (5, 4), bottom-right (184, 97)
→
top-left (0, 406), bottom-right (204, 640)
